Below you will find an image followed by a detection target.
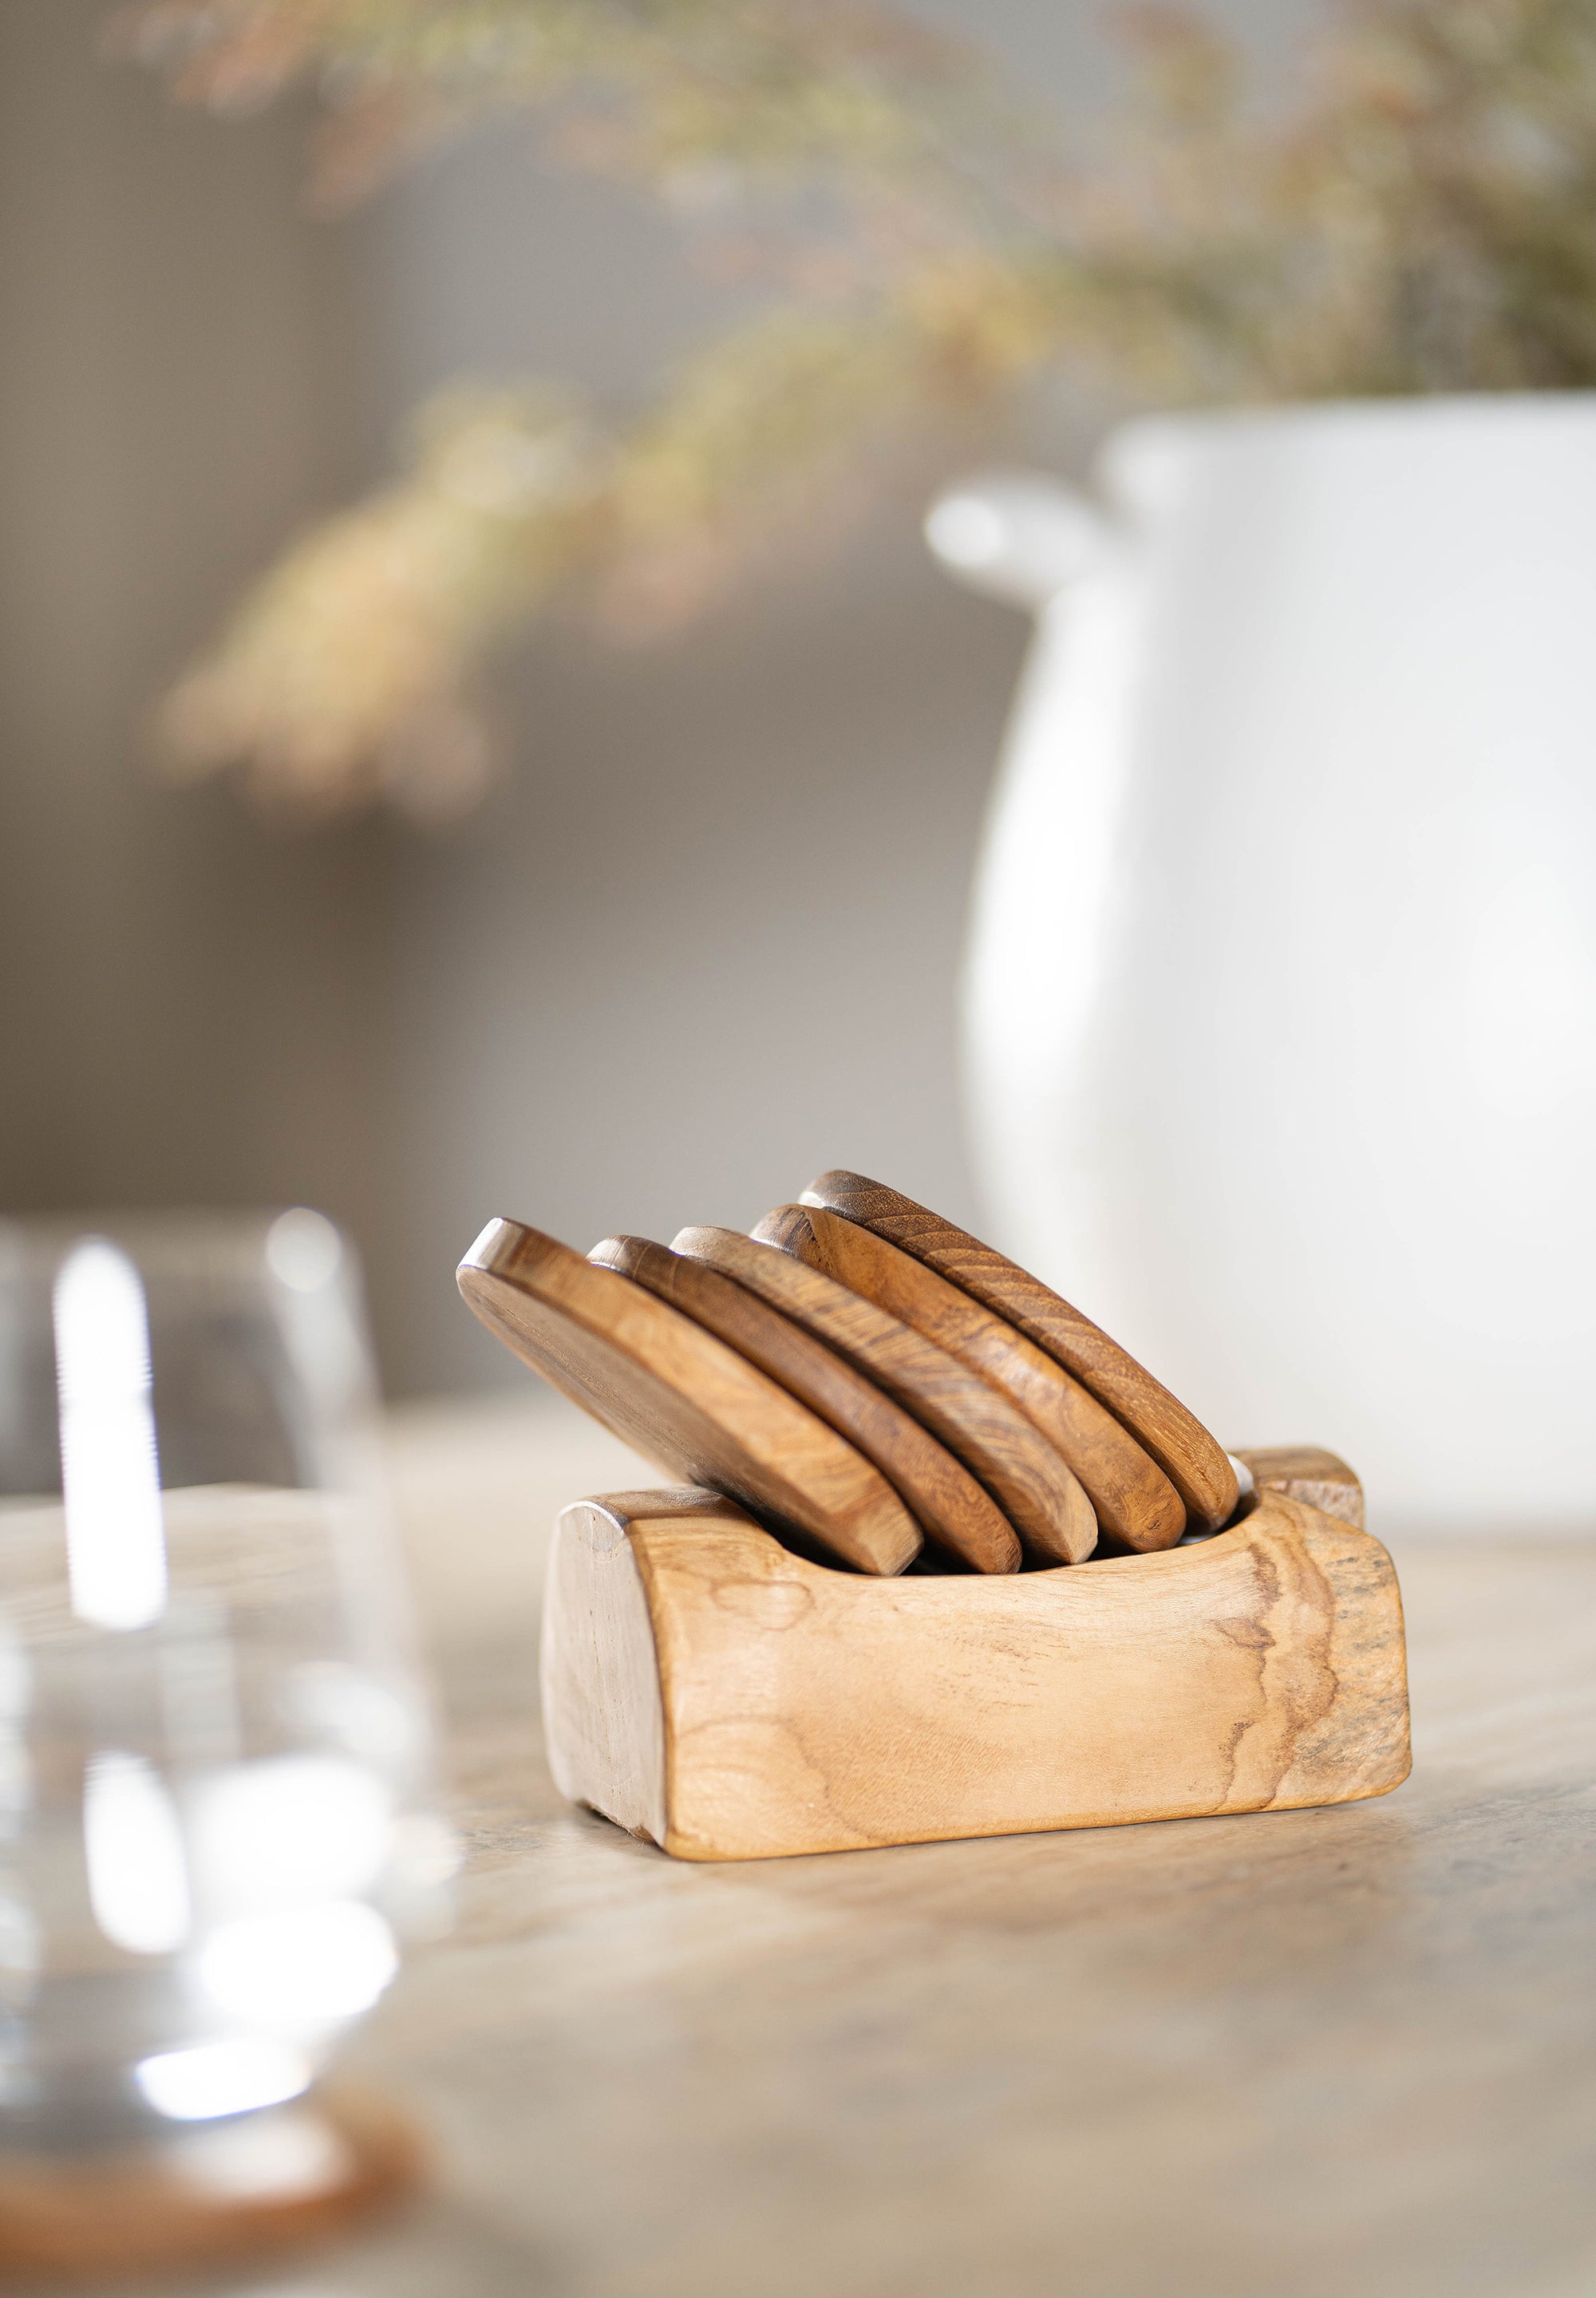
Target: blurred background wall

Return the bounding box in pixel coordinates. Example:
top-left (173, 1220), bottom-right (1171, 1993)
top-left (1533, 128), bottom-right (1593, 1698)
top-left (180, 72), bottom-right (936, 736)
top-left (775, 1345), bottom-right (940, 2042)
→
top-left (0, 0), bottom-right (397, 1329)
top-left (0, 0), bottom-right (1307, 1398)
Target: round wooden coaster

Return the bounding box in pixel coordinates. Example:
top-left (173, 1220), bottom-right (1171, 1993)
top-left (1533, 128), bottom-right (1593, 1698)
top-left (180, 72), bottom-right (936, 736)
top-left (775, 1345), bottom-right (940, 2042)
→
top-left (773, 1203), bottom-right (1186, 1553)
top-left (459, 1218), bottom-right (921, 1576)
top-left (0, 2085), bottom-right (421, 2282)
top-left (591, 1235), bottom-right (1020, 1575)
top-left (671, 1224), bottom-right (1096, 1566)
top-left (800, 1171), bottom-right (1238, 1534)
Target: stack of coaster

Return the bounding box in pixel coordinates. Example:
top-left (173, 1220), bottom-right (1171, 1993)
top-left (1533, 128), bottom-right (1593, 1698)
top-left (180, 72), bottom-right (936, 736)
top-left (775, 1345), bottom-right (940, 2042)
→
top-left (456, 1171), bottom-right (1411, 1861)
top-left (458, 1168), bottom-right (1242, 1576)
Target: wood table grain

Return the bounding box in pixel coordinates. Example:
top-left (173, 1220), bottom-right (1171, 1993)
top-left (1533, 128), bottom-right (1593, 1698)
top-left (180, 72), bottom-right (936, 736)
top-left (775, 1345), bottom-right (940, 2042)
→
top-left (47, 1394), bottom-right (1596, 2298)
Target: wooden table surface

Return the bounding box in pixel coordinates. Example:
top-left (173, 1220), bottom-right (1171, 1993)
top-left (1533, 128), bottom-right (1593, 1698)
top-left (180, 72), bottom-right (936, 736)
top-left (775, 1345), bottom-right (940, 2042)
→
top-left (48, 1396), bottom-right (1596, 2298)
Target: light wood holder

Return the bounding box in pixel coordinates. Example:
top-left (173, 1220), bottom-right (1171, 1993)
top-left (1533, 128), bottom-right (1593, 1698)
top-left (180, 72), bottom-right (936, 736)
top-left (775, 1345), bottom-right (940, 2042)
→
top-left (543, 1449), bottom-right (1410, 1862)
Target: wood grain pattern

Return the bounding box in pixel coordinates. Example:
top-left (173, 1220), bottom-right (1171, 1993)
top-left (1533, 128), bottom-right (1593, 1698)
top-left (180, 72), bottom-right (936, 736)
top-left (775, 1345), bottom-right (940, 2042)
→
top-left (589, 1236), bottom-right (1019, 1574)
top-left (540, 1485), bottom-right (745, 1844)
top-left (765, 1202), bottom-right (1187, 1554)
top-left (800, 1169), bottom-right (1238, 1532)
top-left (379, 1400), bottom-right (1594, 2296)
top-left (543, 1483), bottom-right (1412, 1861)
top-left (457, 1218), bottom-right (922, 1577)
top-left (672, 1222), bottom-right (1096, 1565)
top-left (1235, 1444), bottom-right (1365, 1528)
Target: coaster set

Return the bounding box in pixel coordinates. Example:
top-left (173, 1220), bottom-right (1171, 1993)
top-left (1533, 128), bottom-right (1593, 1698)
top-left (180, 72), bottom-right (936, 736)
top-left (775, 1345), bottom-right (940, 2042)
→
top-left (459, 1171), bottom-right (1411, 1861)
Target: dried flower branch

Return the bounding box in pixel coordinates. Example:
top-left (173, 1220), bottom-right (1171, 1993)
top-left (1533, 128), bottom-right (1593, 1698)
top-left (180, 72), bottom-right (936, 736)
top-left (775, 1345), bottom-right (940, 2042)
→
top-left (115, 0), bottom-right (991, 210)
top-left (121, 0), bottom-right (1596, 818)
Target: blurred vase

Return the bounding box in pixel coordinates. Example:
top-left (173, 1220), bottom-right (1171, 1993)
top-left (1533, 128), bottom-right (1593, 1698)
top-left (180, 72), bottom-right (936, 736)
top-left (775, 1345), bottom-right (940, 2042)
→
top-left (930, 396), bottom-right (1596, 1532)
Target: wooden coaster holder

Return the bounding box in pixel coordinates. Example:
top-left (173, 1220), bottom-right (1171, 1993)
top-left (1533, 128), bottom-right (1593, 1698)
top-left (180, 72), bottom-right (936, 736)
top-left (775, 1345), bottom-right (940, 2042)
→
top-left (542, 1449), bottom-right (1410, 1862)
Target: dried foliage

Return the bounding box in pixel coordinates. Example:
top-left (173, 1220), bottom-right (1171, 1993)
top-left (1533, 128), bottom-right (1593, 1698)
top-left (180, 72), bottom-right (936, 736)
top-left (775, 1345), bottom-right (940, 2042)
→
top-left (119, 0), bottom-right (1596, 817)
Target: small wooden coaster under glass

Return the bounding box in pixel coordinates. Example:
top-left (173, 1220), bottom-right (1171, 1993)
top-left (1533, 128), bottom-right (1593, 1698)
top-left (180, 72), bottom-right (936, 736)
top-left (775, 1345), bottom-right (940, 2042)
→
top-left (0, 2085), bottom-right (423, 2280)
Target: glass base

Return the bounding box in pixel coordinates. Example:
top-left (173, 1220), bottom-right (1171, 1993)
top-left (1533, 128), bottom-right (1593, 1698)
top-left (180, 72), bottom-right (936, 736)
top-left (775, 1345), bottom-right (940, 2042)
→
top-left (0, 2084), bottom-right (423, 2278)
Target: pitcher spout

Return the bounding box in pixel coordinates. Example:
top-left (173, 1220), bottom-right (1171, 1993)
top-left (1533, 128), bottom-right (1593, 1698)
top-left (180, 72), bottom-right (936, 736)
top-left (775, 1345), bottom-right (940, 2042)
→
top-left (925, 472), bottom-right (1110, 610)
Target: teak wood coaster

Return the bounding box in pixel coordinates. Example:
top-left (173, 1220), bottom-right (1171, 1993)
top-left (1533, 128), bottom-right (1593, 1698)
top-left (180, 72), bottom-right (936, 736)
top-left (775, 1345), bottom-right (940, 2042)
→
top-left (759, 1203), bottom-right (1187, 1553)
top-left (588, 1236), bottom-right (1020, 1574)
top-left (542, 1451), bottom-right (1410, 1861)
top-left (800, 1171), bottom-right (1238, 1531)
top-left (671, 1225), bottom-right (1097, 1565)
top-left (0, 2086), bottom-right (421, 2282)
top-left (458, 1218), bottom-right (922, 1575)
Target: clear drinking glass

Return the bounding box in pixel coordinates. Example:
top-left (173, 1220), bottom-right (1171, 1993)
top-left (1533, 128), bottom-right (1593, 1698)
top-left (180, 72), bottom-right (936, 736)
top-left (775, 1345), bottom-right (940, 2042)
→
top-left (0, 1210), bottom-right (449, 2170)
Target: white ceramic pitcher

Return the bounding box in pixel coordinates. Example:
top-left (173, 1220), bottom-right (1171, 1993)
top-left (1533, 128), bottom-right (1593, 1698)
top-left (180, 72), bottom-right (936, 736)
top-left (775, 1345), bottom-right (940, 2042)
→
top-left (930, 397), bottom-right (1596, 1532)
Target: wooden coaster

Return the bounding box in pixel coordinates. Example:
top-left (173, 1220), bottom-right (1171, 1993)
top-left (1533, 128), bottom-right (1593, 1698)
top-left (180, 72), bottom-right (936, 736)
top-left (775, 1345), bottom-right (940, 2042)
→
top-left (459, 1218), bottom-right (921, 1576)
top-left (671, 1224), bottom-right (1096, 1566)
top-left (774, 1203), bottom-right (1186, 1553)
top-left (0, 2085), bottom-right (421, 2282)
top-left (800, 1171), bottom-right (1239, 1533)
top-left (591, 1236), bottom-right (1020, 1575)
